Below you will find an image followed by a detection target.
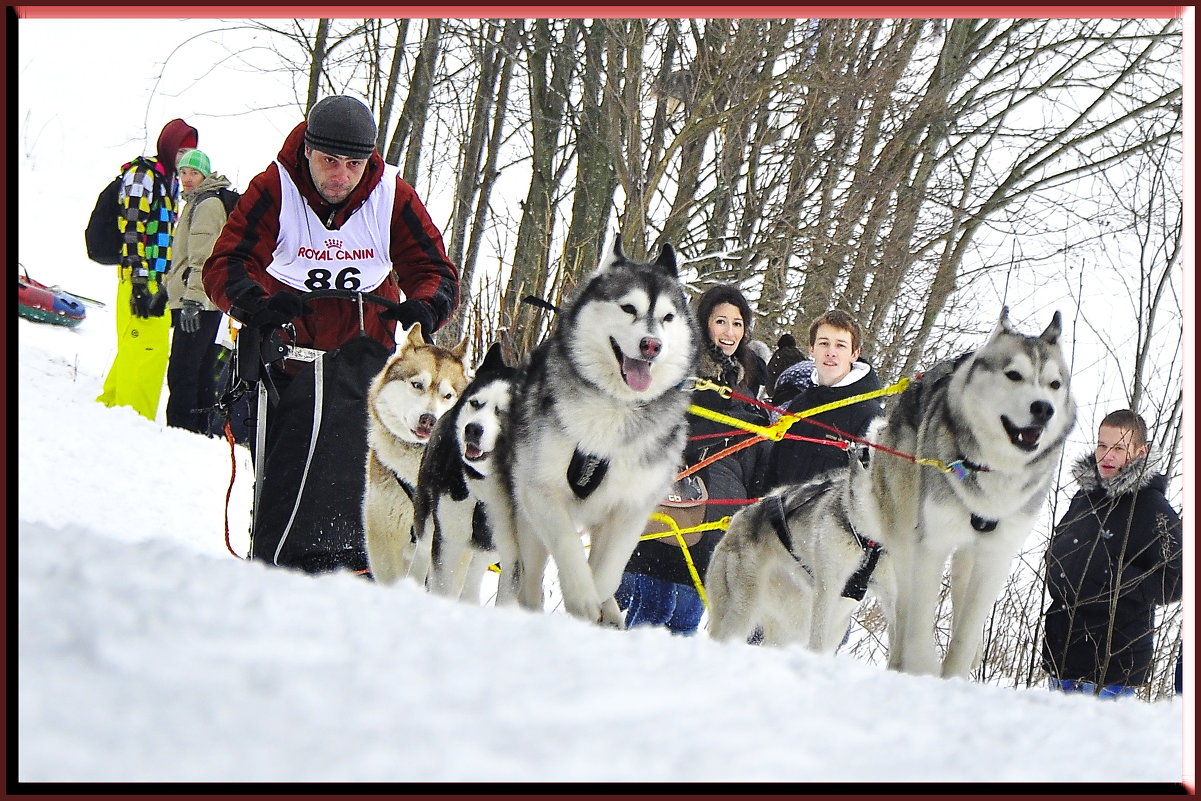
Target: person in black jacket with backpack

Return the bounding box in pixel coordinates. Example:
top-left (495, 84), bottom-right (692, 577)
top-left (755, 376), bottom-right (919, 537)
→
top-left (164, 148), bottom-right (237, 436)
top-left (1042, 409), bottom-right (1183, 698)
top-left (761, 309), bottom-right (884, 493)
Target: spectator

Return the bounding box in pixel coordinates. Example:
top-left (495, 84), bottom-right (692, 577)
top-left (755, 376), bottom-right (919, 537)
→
top-left (618, 284), bottom-right (770, 635)
top-left (765, 332), bottom-right (805, 404)
top-left (164, 148), bottom-right (231, 435)
top-left (744, 338), bottom-right (772, 399)
top-left (761, 309), bottom-right (884, 492)
top-left (96, 118), bottom-right (199, 420)
top-left (1042, 409), bottom-right (1183, 699)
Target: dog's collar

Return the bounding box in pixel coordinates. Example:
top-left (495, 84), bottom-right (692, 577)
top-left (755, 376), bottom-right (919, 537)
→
top-left (567, 448), bottom-right (609, 499)
top-left (948, 457), bottom-right (990, 480)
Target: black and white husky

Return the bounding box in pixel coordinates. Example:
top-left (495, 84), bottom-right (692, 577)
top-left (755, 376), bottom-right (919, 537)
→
top-left (476, 233), bottom-right (700, 626)
top-left (408, 343), bottom-right (521, 604)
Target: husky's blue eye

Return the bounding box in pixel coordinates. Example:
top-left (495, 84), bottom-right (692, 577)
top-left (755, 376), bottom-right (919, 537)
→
top-left (411, 380), bottom-right (425, 391)
top-left (620, 304), bottom-right (637, 316)
top-left (1005, 371), bottom-right (1022, 382)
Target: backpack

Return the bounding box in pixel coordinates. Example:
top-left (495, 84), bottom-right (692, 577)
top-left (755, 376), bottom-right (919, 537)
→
top-left (190, 187), bottom-right (242, 219)
top-left (84, 176), bottom-right (123, 264)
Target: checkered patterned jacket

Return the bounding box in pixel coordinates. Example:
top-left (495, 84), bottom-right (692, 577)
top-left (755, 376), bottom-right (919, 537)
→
top-left (118, 157), bottom-right (180, 281)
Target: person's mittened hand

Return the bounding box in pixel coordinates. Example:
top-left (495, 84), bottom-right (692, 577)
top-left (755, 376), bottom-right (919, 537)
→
top-left (380, 299), bottom-right (434, 342)
top-left (147, 281), bottom-right (169, 318)
top-left (130, 277), bottom-right (154, 318)
top-left (178, 300), bottom-right (202, 334)
top-left (251, 291), bottom-right (310, 329)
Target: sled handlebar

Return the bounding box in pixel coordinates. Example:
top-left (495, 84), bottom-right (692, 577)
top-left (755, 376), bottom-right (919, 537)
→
top-left (234, 290), bottom-right (403, 384)
top-left (297, 288), bottom-right (403, 313)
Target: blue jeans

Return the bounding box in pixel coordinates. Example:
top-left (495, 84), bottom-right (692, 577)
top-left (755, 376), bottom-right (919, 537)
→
top-left (1049, 678), bottom-right (1137, 699)
top-left (616, 572), bottom-right (705, 635)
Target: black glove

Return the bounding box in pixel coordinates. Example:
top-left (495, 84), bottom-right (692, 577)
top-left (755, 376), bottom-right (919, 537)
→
top-left (237, 291), bottom-right (311, 330)
top-left (380, 299), bottom-right (435, 342)
top-left (178, 300), bottom-right (202, 334)
top-left (129, 276), bottom-right (168, 319)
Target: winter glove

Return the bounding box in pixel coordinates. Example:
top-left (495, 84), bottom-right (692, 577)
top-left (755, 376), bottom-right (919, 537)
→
top-left (236, 291), bottom-right (311, 330)
top-left (178, 300), bottom-right (202, 334)
top-left (129, 275), bottom-right (168, 319)
top-left (380, 299), bottom-right (435, 342)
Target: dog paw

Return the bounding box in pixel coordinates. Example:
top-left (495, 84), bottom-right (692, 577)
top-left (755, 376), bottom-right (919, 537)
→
top-left (598, 597), bottom-right (625, 629)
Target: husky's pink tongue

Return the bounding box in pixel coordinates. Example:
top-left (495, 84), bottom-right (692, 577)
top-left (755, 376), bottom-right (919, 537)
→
top-left (622, 356), bottom-right (653, 392)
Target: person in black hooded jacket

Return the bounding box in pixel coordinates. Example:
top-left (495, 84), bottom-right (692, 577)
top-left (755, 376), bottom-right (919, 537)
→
top-left (761, 309), bottom-right (884, 492)
top-left (1042, 409), bottom-right (1182, 697)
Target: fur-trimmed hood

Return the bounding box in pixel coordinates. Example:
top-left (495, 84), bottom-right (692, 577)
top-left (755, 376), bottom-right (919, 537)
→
top-left (1069, 448), bottom-right (1166, 499)
top-left (697, 341), bottom-right (746, 388)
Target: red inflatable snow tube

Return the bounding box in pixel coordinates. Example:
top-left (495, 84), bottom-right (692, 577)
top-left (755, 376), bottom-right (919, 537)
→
top-left (18, 274), bottom-right (87, 327)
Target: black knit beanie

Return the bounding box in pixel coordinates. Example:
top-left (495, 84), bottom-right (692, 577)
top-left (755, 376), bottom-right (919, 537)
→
top-left (304, 96), bottom-right (377, 159)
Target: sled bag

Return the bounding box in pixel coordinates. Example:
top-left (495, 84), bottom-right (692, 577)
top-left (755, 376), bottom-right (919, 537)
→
top-left (250, 335), bottom-right (392, 574)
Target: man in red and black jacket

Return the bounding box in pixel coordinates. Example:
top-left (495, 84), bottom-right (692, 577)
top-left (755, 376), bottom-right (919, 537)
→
top-left (204, 96), bottom-right (460, 575)
top-left (203, 94), bottom-right (459, 370)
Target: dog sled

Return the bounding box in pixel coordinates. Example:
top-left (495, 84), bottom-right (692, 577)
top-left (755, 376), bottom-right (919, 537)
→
top-left (228, 289), bottom-right (401, 575)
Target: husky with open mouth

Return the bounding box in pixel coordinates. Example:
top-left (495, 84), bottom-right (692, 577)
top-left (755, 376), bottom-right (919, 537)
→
top-left (408, 343), bottom-right (522, 604)
top-left (477, 233), bottom-right (699, 625)
top-left (363, 323), bottom-right (469, 585)
top-left (867, 306), bottom-right (1076, 678)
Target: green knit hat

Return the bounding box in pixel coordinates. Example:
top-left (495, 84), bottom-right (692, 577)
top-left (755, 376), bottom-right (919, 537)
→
top-left (177, 148), bottom-right (211, 177)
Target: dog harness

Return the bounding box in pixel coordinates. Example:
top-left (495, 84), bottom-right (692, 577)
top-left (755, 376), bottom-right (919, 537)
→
top-left (387, 469), bottom-right (419, 545)
top-left (840, 528), bottom-right (882, 602)
top-left (970, 514), bottom-right (998, 532)
top-left (765, 480), bottom-right (883, 601)
top-left (390, 470), bottom-right (416, 502)
top-left (567, 448), bottom-right (609, 499)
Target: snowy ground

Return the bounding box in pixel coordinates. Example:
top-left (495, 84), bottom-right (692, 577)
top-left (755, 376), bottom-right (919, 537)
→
top-left (14, 261), bottom-right (1192, 790)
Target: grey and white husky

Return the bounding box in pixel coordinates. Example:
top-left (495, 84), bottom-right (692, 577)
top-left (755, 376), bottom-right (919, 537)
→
top-left (408, 343), bottom-right (521, 604)
top-left (477, 233), bottom-right (700, 626)
top-left (868, 306), bottom-right (1076, 678)
top-left (706, 447), bottom-right (880, 651)
top-left (708, 307), bottom-right (1075, 681)
top-left (706, 449), bottom-right (879, 648)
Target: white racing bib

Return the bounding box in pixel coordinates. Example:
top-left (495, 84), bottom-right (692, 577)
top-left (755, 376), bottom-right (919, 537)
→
top-left (267, 160), bottom-right (396, 293)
